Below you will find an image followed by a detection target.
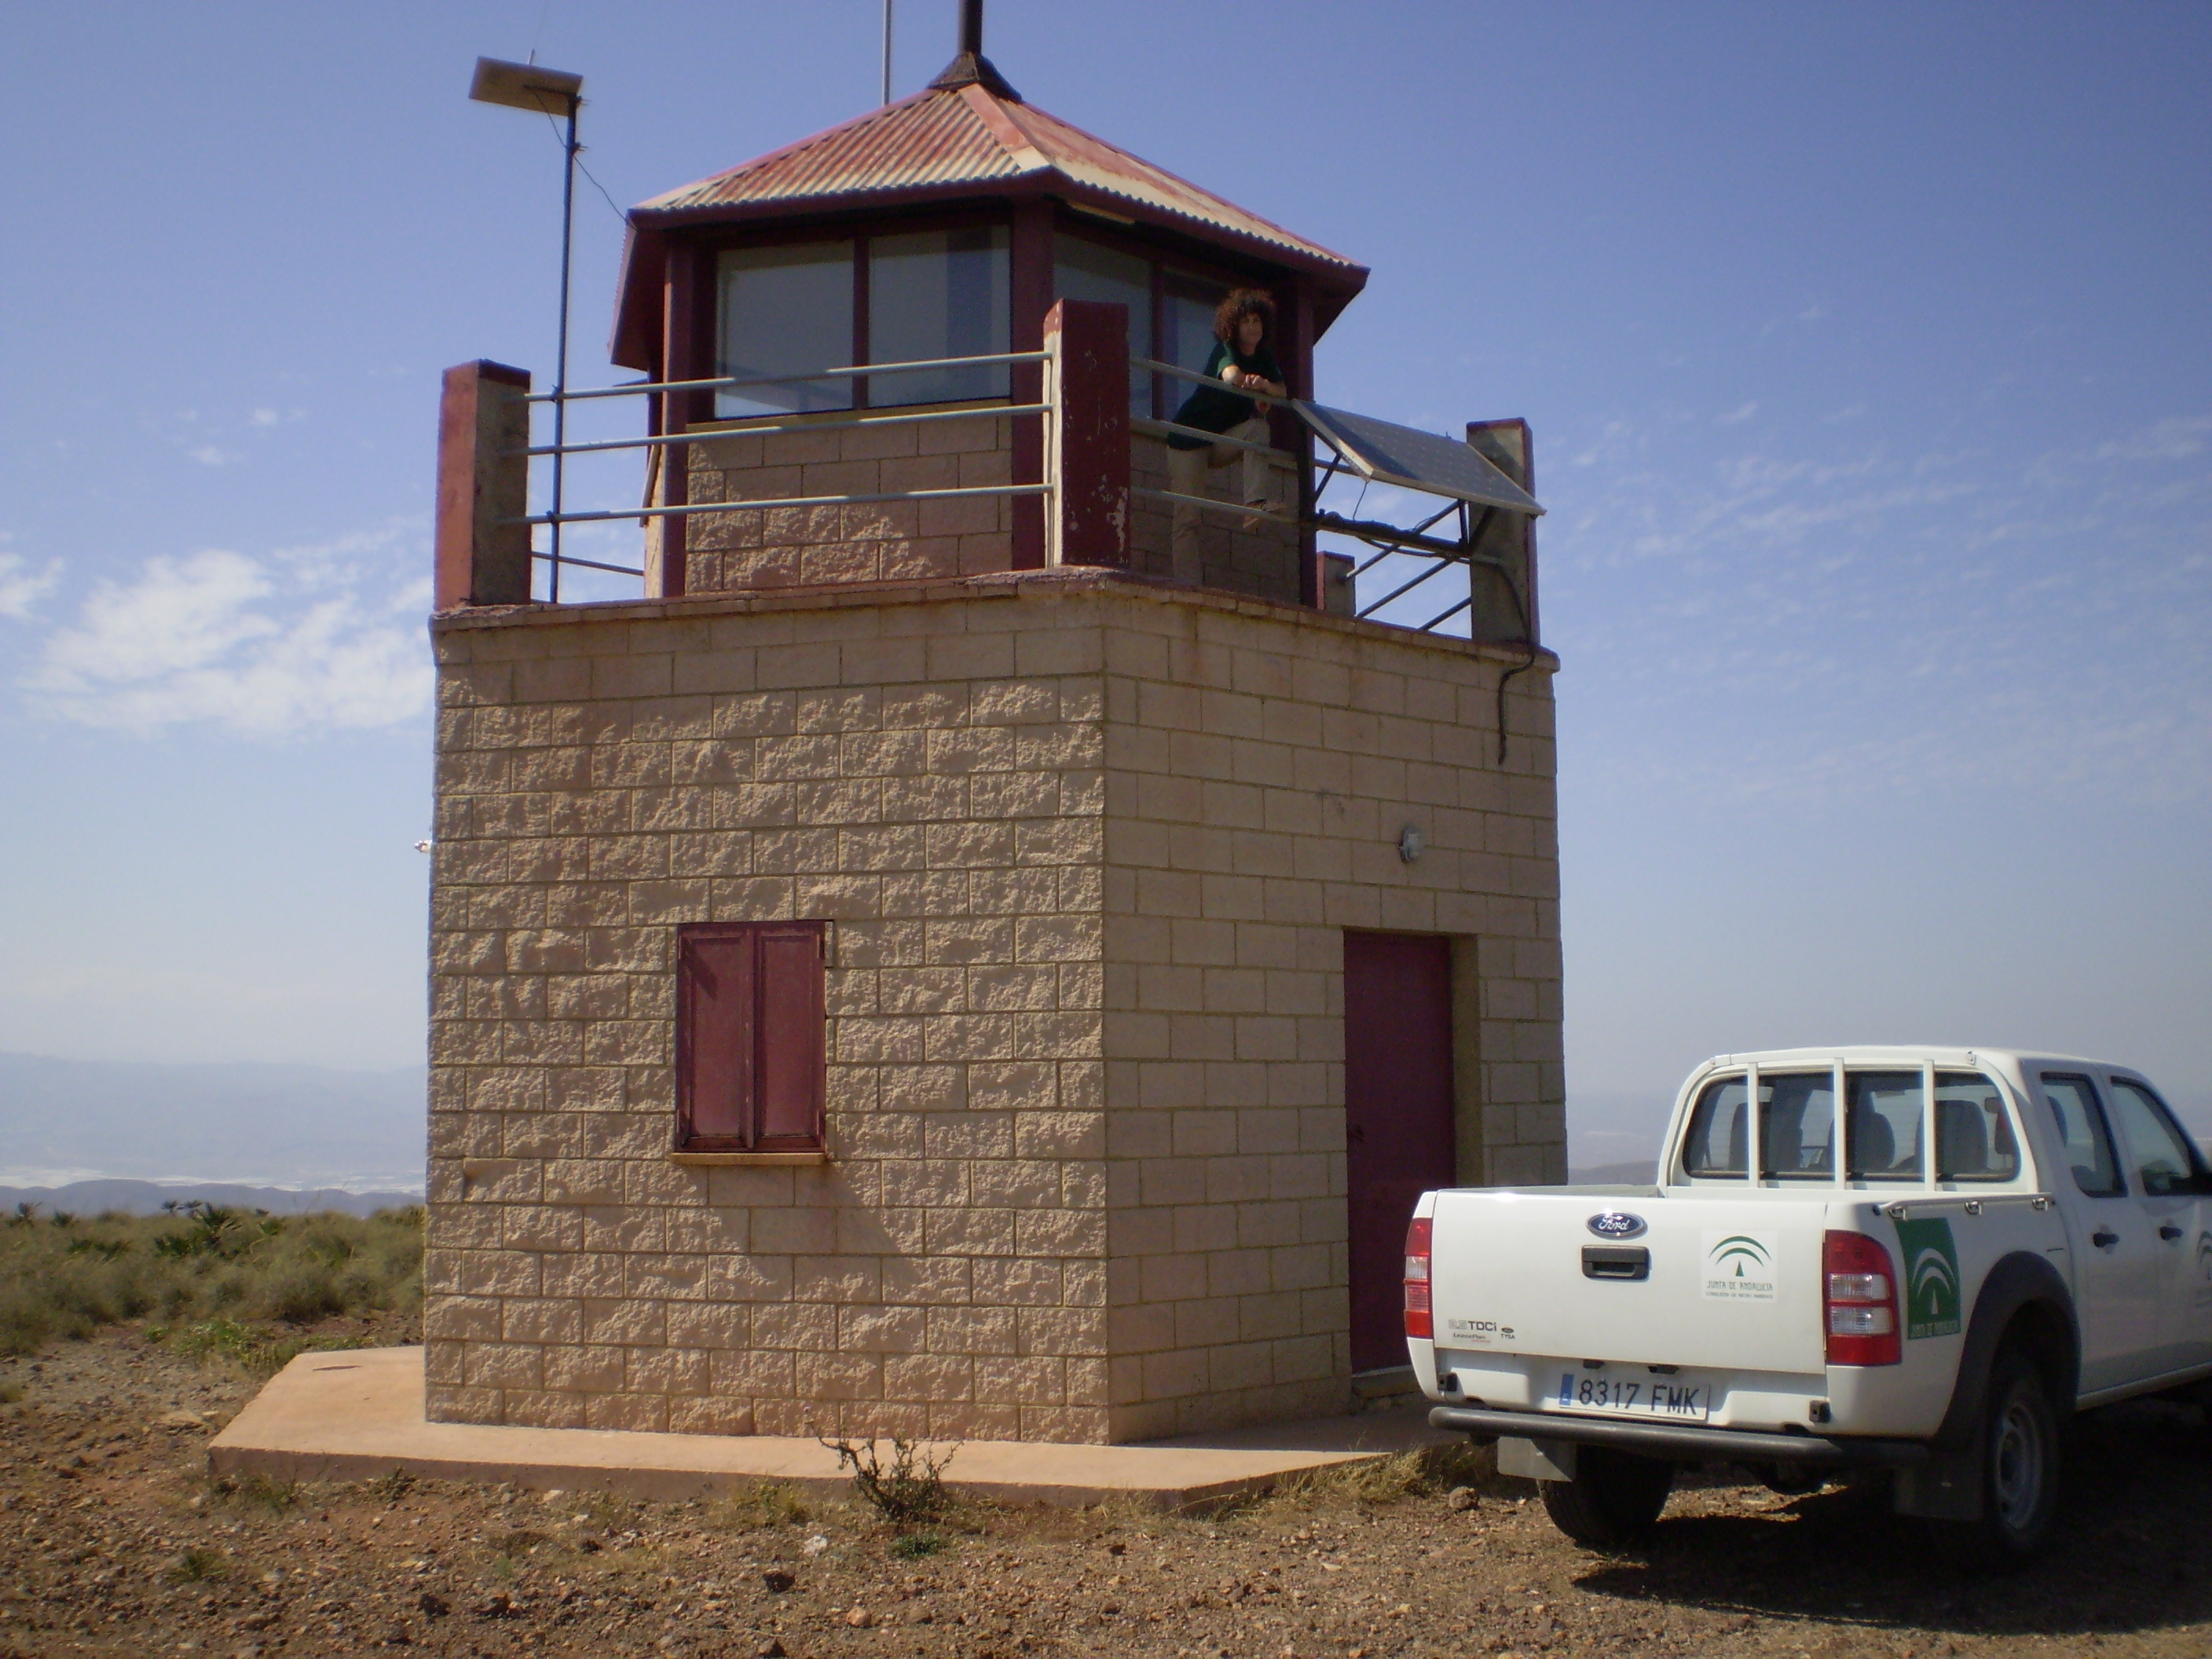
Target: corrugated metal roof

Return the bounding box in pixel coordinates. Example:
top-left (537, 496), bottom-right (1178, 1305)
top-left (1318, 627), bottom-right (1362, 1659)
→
top-left (635, 81), bottom-right (1361, 276)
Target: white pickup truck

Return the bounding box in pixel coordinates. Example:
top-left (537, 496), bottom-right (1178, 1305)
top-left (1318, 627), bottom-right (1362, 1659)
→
top-left (1411, 1047), bottom-right (2212, 1562)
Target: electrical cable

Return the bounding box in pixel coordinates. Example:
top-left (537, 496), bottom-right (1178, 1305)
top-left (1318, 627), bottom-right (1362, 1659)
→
top-left (539, 108), bottom-right (629, 226)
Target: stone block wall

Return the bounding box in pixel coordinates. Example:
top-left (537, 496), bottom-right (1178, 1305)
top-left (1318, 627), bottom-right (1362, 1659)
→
top-left (1090, 587), bottom-right (1563, 1438)
top-left (1128, 431), bottom-right (1301, 603)
top-left (655, 414), bottom-right (1306, 610)
top-left (426, 575), bottom-right (1107, 1441)
top-left (425, 570), bottom-right (1560, 1444)
top-left (666, 408), bottom-right (1016, 595)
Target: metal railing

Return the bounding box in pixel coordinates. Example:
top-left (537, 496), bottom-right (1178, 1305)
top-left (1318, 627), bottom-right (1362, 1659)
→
top-left (496, 344), bottom-right (1532, 643)
top-left (1127, 355), bottom-right (1531, 635)
top-left (1127, 356), bottom-right (1302, 525)
top-left (509, 351), bottom-right (1051, 597)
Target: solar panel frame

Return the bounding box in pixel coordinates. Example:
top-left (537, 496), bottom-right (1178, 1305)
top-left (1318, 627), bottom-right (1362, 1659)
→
top-left (1296, 402), bottom-right (1544, 515)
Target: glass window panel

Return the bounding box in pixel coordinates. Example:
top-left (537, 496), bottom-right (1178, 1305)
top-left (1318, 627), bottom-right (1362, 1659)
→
top-left (1681, 1076), bottom-right (1749, 1179)
top-left (1162, 272), bottom-right (1230, 427)
top-left (1162, 272), bottom-right (1225, 374)
top-left (2108, 1079), bottom-right (2201, 1198)
top-left (1934, 1071), bottom-right (2021, 1182)
top-left (716, 243), bottom-right (855, 417)
top-left (1053, 233), bottom-right (1151, 414)
top-left (2043, 1074), bottom-right (2124, 1198)
top-left (1847, 1070), bottom-right (1925, 1181)
top-left (868, 227), bottom-right (1010, 406)
top-left (1760, 1071), bottom-right (1836, 1181)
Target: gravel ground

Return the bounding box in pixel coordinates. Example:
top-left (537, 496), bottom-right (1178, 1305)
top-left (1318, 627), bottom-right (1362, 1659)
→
top-left (7, 1327), bottom-right (2212, 1658)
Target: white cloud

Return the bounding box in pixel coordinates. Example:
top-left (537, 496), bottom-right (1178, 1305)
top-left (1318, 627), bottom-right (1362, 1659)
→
top-left (0, 551), bottom-right (60, 620)
top-left (187, 445), bottom-right (239, 467)
top-left (23, 522), bottom-right (434, 738)
top-left (2095, 415), bottom-right (2212, 463)
top-left (1716, 401), bottom-right (1760, 426)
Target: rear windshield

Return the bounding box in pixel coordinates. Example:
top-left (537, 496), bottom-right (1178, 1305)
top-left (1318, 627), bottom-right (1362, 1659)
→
top-left (1679, 1064), bottom-right (2029, 1188)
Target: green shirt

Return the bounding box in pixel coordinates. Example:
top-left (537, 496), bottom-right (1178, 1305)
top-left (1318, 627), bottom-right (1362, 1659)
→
top-left (1168, 338), bottom-right (1284, 449)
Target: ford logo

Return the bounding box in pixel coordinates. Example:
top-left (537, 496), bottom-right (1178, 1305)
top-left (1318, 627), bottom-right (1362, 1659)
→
top-left (1588, 1211), bottom-right (1647, 1240)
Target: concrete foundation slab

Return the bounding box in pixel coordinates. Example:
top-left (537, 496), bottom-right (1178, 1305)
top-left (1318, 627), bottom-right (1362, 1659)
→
top-left (210, 1348), bottom-right (1456, 1511)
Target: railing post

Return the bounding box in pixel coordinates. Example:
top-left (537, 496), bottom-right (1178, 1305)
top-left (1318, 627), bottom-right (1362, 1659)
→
top-left (434, 361), bottom-right (533, 610)
top-left (1465, 418), bottom-right (1538, 645)
top-left (1042, 299), bottom-right (1130, 569)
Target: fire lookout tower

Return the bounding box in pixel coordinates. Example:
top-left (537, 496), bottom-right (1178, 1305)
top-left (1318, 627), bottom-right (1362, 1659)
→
top-left (426, 13), bottom-right (1564, 1445)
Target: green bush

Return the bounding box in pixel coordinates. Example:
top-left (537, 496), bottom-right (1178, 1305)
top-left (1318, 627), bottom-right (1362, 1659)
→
top-left (0, 1204), bottom-right (422, 1360)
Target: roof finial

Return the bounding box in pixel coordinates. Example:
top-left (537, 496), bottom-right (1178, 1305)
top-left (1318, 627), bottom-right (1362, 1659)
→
top-left (928, 0), bottom-right (1021, 101)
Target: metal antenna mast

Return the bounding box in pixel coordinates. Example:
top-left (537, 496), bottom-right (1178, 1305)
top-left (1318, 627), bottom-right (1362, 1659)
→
top-left (881, 0), bottom-right (893, 104)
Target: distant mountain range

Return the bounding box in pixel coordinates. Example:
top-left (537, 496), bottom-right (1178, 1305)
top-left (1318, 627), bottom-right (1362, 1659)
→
top-left (0, 1177), bottom-right (419, 1218)
top-left (0, 1052), bottom-right (423, 1194)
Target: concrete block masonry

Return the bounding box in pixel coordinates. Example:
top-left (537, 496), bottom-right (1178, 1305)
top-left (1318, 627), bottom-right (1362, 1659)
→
top-left (427, 568), bottom-right (1563, 1444)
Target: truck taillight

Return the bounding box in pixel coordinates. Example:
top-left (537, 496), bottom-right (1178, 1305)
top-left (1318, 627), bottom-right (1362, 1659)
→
top-left (1824, 1230), bottom-right (1901, 1366)
top-left (1404, 1217), bottom-right (1434, 1340)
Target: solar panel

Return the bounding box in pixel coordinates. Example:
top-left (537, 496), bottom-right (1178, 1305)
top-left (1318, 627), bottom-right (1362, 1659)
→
top-left (1297, 403), bottom-right (1544, 515)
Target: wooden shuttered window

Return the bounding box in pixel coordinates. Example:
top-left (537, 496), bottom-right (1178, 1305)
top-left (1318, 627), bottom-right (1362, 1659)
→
top-left (676, 921), bottom-right (827, 1153)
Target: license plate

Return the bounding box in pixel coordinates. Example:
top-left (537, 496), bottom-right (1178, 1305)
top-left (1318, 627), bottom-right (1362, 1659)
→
top-left (1546, 1372), bottom-right (1712, 1421)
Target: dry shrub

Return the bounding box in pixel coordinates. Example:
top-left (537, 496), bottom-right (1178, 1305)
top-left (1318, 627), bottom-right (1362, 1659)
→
top-left (822, 1436), bottom-right (957, 1529)
top-left (0, 1205), bottom-right (422, 1359)
top-left (165, 1547), bottom-right (226, 1583)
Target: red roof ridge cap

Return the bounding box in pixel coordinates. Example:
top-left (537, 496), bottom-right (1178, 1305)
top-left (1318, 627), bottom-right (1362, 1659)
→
top-left (958, 82), bottom-right (1047, 170)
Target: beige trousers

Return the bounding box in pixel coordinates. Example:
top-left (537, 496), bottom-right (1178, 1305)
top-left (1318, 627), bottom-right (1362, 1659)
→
top-left (1166, 416), bottom-right (1271, 584)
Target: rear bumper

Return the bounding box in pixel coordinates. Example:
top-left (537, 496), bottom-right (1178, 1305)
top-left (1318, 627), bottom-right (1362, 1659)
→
top-left (1428, 1405), bottom-right (1928, 1467)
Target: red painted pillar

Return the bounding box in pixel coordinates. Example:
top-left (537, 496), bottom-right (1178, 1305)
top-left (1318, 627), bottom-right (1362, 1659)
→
top-left (434, 361), bottom-right (532, 610)
top-left (1044, 298), bottom-right (1130, 569)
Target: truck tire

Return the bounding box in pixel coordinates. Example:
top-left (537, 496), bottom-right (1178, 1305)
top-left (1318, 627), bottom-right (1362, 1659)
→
top-left (1538, 1448), bottom-right (1675, 1547)
top-left (1939, 1349), bottom-right (2063, 1568)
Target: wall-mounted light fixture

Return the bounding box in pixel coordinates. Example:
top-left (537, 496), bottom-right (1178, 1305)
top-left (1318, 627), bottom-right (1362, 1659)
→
top-left (1398, 825), bottom-right (1424, 864)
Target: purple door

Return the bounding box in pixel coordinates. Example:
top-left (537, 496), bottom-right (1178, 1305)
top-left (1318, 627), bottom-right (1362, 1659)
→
top-left (1342, 932), bottom-right (1459, 1373)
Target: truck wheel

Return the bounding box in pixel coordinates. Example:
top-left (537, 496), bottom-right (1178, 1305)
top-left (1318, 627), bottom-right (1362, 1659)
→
top-left (1538, 1448), bottom-right (1675, 1547)
top-left (1942, 1350), bottom-right (2063, 1567)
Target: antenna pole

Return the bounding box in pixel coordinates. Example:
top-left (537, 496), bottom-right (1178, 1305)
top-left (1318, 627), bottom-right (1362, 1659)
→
top-left (881, 0), bottom-right (893, 103)
top-left (550, 92), bottom-right (577, 601)
top-left (959, 0), bottom-right (982, 56)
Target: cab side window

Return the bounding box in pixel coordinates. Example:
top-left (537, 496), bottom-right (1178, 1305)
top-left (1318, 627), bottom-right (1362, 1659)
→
top-left (1935, 1071), bottom-right (2022, 1183)
top-left (1681, 1077), bottom-right (1749, 1178)
top-left (2108, 1079), bottom-right (2204, 1199)
top-left (2043, 1074), bottom-right (2125, 1198)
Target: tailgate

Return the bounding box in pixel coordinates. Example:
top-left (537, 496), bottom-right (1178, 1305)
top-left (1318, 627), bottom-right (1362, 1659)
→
top-left (1427, 1188), bottom-right (1828, 1375)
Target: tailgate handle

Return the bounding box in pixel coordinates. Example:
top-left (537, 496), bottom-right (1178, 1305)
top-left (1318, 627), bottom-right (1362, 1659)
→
top-left (1581, 1245), bottom-right (1650, 1281)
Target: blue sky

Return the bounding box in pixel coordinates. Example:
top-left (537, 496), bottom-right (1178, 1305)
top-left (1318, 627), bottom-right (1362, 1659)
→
top-left (1, 2), bottom-right (2205, 1161)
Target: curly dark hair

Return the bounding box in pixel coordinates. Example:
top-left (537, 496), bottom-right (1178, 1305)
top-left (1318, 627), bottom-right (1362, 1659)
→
top-left (1213, 287), bottom-right (1276, 344)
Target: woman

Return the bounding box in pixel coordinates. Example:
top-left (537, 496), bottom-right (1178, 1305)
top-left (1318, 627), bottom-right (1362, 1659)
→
top-left (1166, 288), bottom-right (1287, 584)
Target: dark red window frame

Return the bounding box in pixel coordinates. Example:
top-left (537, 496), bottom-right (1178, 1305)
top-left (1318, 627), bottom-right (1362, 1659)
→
top-left (675, 921), bottom-right (827, 1154)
